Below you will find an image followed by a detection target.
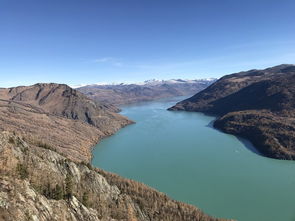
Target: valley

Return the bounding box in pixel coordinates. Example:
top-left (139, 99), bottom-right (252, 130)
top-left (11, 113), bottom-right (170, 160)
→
top-left (2, 65), bottom-right (295, 221)
top-left (92, 96), bottom-right (295, 221)
top-left (2, 1), bottom-right (294, 220)
top-left (0, 83), bottom-right (227, 221)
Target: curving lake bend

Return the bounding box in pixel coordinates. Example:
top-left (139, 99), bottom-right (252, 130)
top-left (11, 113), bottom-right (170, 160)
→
top-left (92, 96), bottom-right (295, 221)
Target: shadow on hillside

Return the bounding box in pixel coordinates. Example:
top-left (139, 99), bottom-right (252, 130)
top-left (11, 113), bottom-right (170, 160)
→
top-left (206, 118), bottom-right (262, 156)
top-left (237, 137), bottom-right (262, 156)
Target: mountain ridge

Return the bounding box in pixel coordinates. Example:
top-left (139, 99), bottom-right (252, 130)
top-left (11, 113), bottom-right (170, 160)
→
top-left (169, 64), bottom-right (295, 160)
top-left (0, 83), bottom-right (132, 162)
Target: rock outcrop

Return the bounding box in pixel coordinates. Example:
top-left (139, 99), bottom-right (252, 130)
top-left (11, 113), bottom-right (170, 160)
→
top-left (0, 131), bottom-right (231, 221)
top-left (169, 64), bottom-right (295, 160)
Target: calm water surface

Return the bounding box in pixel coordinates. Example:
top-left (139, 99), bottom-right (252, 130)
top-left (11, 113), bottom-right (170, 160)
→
top-left (92, 97), bottom-right (295, 221)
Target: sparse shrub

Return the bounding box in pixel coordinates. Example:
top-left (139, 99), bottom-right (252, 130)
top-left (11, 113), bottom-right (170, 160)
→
top-left (24, 210), bottom-right (32, 221)
top-left (53, 184), bottom-right (64, 200)
top-left (31, 183), bottom-right (42, 194)
top-left (21, 146), bottom-right (29, 154)
top-left (37, 141), bottom-right (56, 151)
top-left (16, 138), bottom-right (23, 147)
top-left (80, 161), bottom-right (93, 170)
top-left (65, 174), bottom-right (73, 199)
top-left (16, 163), bottom-right (29, 179)
top-left (26, 138), bottom-right (56, 152)
top-left (42, 183), bottom-right (52, 198)
top-left (86, 162), bottom-right (93, 170)
top-left (34, 182), bottom-right (64, 200)
top-left (82, 191), bottom-right (90, 207)
top-left (8, 137), bottom-right (14, 144)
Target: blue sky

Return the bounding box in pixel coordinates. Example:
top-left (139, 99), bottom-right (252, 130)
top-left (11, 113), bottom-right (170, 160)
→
top-left (1, 0), bottom-right (294, 87)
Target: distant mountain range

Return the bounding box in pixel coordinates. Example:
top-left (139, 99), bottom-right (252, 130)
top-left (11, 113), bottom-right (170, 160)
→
top-left (73, 78), bottom-right (216, 87)
top-left (77, 78), bottom-right (216, 106)
top-left (169, 64), bottom-right (295, 160)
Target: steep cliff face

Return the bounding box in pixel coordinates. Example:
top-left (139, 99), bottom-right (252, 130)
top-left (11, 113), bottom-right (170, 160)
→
top-left (0, 83), bottom-right (132, 162)
top-left (0, 132), bottom-right (231, 221)
top-left (169, 64), bottom-right (295, 160)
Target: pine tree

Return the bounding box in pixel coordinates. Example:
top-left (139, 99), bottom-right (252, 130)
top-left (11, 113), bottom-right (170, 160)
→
top-left (65, 174), bottom-right (73, 199)
top-left (82, 191), bottom-right (89, 207)
top-left (53, 184), bottom-right (63, 200)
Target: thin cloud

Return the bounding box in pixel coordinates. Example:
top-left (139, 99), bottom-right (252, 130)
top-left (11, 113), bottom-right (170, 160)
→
top-left (92, 57), bottom-right (124, 67)
top-left (94, 57), bottom-right (113, 63)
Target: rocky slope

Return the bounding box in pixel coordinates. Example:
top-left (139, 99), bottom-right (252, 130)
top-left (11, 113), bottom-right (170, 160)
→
top-left (0, 83), bottom-right (132, 162)
top-left (0, 131), bottom-right (231, 221)
top-left (169, 64), bottom-right (295, 160)
top-left (0, 83), bottom-right (130, 129)
top-left (77, 79), bottom-right (216, 106)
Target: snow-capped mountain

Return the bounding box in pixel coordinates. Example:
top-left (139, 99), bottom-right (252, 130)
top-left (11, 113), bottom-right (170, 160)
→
top-left (74, 78), bottom-right (216, 88)
top-left (76, 78), bottom-right (216, 106)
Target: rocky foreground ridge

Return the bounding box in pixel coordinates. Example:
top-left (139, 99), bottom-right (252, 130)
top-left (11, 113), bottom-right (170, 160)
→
top-left (169, 64), bottom-right (295, 160)
top-left (77, 79), bottom-right (215, 106)
top-left (0, 131), bottom-right (230, 221)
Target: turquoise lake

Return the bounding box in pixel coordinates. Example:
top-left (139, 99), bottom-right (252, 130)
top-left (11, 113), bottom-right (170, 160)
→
top-left (92, 97), bottom-right (295, 221)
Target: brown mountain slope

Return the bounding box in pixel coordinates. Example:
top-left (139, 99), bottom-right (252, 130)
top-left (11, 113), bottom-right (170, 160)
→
top-left (169, 64), bottom-right (295, 113)
top-left (0, 83), bottom-right (132, 162)
top-left (214, 111), bottom-right (295, 160)
top-left (169, 64), bottom-right (295, 160)
top-left (0, 83), bottom-right (130, 133)
top-left (0, 132), bottom-right (231, 221)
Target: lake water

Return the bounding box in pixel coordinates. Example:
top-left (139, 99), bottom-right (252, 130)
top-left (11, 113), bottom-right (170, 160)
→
top-left (92, 97), bottom-right (295, 221)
